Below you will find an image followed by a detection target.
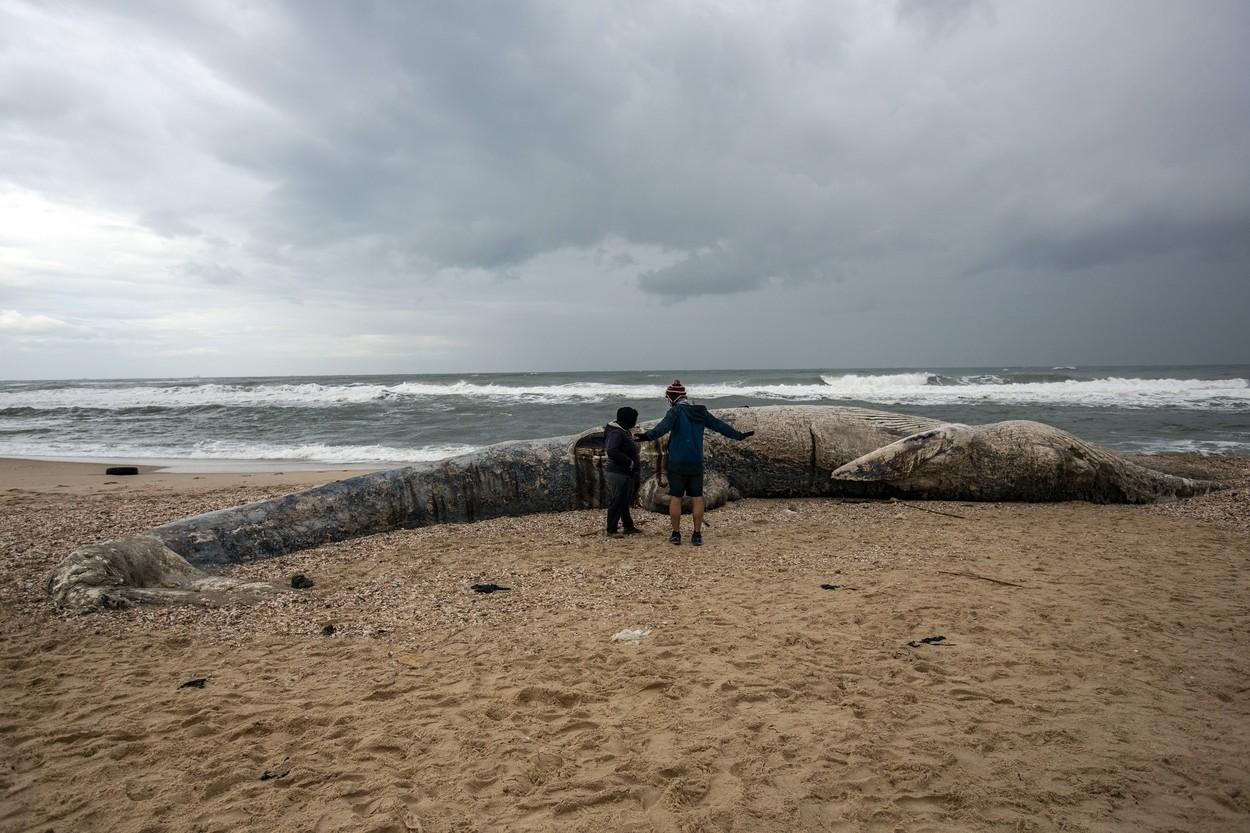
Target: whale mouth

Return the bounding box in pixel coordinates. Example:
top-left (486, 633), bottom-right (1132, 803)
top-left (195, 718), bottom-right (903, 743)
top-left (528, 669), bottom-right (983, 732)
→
top-left (831, 452), bottom-right (903, 482)
top-left (571, 431), bottom-right (606, 454)
top-left (832, 424), bottom-right (963, 482)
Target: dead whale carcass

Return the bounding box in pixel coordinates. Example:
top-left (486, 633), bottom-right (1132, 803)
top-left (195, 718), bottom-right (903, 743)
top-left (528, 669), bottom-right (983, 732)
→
top-left (45, 406), bottom-right (1222, 612)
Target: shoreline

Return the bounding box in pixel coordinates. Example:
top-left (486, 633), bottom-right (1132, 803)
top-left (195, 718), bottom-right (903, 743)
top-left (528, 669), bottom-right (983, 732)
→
top-left (0, 456), bottom-right (385, 495)
top-left (2, 449), bottom-right (1245, 495)
top-left (4, 454), bottom-right (391, 473)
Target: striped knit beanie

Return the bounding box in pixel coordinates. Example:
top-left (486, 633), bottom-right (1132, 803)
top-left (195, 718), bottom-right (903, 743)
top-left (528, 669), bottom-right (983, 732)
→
top-left (665, 379), bottom-right (687, 403)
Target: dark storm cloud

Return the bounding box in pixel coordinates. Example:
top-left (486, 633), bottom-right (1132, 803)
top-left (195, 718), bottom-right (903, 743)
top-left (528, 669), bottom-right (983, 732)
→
top-left (638, 239), bottom-right (846, 299)
top-left (24, 0), bottom-right (865, 281)
top-left (986, 209), bottom-right (1250, 275)
top-left (1, 0), bottom-right (1248, 376)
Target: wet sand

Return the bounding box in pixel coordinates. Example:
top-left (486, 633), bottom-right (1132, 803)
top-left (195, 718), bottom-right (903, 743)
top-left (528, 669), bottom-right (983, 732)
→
top-left (0, 456), bottom-right (381, 495)
top-left (2, 457), bottom-right (1248, 832)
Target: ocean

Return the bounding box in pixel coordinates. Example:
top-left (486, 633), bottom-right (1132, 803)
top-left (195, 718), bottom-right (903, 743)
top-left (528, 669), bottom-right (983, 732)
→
top-left (2, 366), bottom-right (1248, 468)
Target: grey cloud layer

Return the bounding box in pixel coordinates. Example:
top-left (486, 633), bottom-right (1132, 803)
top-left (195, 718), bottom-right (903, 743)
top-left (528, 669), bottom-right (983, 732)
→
top-left (1, 0), bottom-right (1248, 375)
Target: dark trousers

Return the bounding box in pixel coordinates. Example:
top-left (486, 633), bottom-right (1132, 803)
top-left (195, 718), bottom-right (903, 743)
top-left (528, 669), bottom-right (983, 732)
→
top-left (605, 471), bottom-right (637, 532)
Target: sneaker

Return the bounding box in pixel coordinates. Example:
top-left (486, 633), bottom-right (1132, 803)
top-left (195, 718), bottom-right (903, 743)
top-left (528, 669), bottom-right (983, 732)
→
top-left (670, 531), bottom-right (681, 546)
top-left (691, 531), bottom-right (703, 547)
top-left (623, 527), bottom-right (643, 535)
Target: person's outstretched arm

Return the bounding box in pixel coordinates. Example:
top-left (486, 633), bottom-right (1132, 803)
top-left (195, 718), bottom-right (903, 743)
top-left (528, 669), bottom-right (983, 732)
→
top-left (638, 408), bottom-right (676, 442)
top-left (705, 411), bottom-right (754, 441)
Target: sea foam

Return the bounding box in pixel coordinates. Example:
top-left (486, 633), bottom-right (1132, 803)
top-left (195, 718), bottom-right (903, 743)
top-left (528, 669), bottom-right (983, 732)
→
top-left (2, 374), bottom-right (1246, 410)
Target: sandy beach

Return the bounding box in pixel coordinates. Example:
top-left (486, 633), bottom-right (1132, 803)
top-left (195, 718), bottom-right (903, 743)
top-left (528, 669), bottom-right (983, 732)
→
top-left (2, 456), bottom-right (1248, 832)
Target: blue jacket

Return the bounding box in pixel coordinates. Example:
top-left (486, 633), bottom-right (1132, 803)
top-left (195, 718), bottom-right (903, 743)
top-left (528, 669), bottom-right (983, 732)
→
top-left (639, 402), bottom-right (747, 475)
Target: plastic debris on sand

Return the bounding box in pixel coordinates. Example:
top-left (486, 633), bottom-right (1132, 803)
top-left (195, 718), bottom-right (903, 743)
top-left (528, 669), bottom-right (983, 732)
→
top-left (611, 628), bottom-right (652, 643)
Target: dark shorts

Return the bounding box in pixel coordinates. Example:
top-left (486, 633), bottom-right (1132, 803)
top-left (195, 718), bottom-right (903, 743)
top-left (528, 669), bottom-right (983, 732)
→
top-left (667, 469), bottom-right (704, 498)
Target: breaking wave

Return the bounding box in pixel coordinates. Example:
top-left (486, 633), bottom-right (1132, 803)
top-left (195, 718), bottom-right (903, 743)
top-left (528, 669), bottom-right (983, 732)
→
top-left (815, 374), bottom-right (1250, 409)
top-left (2, 373), bottom-right (1247, 410)
top-left (2, 369), bottom-right (1246, 465)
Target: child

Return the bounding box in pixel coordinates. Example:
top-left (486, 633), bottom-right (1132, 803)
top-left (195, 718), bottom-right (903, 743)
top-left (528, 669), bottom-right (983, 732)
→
top-left (603, 406), bottom-right (642, 536)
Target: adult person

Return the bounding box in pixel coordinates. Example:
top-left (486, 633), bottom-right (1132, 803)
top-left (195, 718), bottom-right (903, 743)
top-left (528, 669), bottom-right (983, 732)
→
top-left (603, 406), bottom-right (642, 537)
top-left (637, 380), bottom-right (754, 546)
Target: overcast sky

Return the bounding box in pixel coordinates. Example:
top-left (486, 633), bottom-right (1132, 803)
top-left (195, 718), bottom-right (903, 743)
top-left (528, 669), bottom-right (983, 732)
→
top-left (2, 0), bottom-right (1248, 379)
